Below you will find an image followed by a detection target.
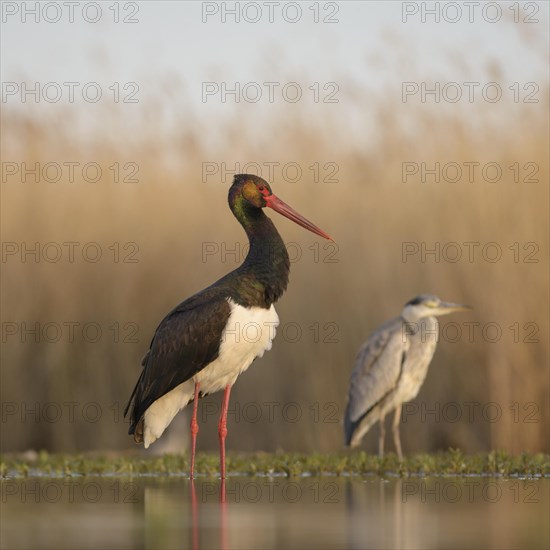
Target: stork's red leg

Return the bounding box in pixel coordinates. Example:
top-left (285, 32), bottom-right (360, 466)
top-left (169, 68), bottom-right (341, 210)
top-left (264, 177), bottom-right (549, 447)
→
top-left (218, 385), bottom-right (232, 479)
top-left (190, 382), bottom-right (200, 479)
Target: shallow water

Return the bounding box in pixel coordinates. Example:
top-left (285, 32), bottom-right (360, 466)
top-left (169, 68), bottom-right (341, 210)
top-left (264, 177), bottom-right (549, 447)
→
top-left (1, 476), bottom-right (548, 549)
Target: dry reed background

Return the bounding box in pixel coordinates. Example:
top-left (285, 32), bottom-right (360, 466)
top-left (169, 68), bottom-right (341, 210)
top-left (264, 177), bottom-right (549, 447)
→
top-left (1, 37), bottom-right (548, 455)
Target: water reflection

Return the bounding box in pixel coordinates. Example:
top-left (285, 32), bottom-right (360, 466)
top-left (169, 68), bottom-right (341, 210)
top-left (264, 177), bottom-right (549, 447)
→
top-left (1, 476), bottom-right (548, 549)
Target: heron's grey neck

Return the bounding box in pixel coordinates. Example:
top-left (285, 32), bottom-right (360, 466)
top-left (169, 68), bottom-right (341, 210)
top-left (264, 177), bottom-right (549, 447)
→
top-left (400, 315), bottom-right (439, 342)
top-left (401, 310), bottom-right (437, 324)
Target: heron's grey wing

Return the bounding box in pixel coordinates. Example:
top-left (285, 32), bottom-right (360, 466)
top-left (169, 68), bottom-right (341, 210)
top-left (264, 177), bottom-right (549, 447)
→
top-left (346, 317), bottom-right (408, 424)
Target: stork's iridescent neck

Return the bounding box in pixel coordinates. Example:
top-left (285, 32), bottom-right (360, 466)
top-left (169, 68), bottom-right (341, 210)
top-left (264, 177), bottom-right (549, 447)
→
top-left (227, 192), bottom-right (289, 308)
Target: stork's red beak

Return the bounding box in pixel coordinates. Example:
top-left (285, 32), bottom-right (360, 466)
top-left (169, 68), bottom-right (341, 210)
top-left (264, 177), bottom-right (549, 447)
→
top-left (265, 194), bottom-right (333, 241)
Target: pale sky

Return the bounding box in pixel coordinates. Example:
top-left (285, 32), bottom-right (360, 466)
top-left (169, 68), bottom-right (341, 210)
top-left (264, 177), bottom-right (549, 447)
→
top-left (2, 1), bottom-right (548, 148)
top-left (3, 2), bottom-right (547, 87)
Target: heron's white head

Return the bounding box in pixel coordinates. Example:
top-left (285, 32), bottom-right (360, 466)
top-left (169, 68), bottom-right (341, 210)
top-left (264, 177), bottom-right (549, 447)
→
top-left (401, 294), bottom-right (472, 322)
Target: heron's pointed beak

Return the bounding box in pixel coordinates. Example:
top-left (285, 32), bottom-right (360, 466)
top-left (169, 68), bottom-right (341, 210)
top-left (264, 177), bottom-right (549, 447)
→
top-left (438, 302), bottom-right (473, 314)
top-left (265, 194), bottom-right (334, 241)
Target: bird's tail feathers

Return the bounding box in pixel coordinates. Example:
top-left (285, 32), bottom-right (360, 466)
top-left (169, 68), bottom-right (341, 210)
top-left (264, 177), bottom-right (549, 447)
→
top-left (344, 404), bottom-right (378, 448)
top-left (344, 403), bottom-right (357, 446)
top-left (133, 418), bottom-right (144, 444)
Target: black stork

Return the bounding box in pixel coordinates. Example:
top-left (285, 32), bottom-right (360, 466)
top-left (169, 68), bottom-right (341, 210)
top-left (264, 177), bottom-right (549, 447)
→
top-left (124, 174), bottom-right (332, 478)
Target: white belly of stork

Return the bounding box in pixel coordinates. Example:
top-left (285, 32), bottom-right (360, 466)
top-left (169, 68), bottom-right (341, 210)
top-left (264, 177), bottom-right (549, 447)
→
top-left (143, 301), bottom-right (279, 448)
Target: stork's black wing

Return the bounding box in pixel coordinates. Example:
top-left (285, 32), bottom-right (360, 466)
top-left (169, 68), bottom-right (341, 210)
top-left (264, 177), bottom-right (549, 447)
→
top-left (125, 288), bottom-right (232, 441)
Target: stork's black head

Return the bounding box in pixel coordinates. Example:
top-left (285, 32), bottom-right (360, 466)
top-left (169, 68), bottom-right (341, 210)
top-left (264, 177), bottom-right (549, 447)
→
top-left (229, 174), bottom-right (272, 209)
top-left (229, 174), bottom-right (333, 240)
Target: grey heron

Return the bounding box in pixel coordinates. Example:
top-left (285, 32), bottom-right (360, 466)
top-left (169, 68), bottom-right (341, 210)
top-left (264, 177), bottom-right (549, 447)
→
top-left (344, 294), bottom-right (471, 460)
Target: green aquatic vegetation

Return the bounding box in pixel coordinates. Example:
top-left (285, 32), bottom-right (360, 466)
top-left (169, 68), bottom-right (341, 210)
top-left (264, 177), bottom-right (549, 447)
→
top-left (1, 450), bottom-right (548, 479)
